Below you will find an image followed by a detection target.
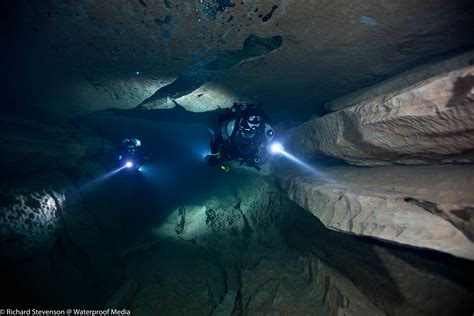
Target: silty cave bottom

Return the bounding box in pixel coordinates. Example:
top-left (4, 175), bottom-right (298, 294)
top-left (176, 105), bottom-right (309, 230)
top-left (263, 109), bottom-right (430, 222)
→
top-left (1, 1), bottom-right (474, 315)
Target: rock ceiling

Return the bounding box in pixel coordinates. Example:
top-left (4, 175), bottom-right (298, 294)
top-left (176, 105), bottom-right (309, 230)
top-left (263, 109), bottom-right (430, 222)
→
top-left (3, 0), bottom-right (474, 120)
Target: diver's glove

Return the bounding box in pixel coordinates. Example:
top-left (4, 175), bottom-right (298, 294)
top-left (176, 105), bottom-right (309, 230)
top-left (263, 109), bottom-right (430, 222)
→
top-left (205, 153), bottom-right (220, 166)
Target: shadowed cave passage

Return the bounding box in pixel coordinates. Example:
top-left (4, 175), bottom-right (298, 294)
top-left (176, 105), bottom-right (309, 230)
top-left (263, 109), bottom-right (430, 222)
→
top-left (1, 1), bottom-right (474, 315)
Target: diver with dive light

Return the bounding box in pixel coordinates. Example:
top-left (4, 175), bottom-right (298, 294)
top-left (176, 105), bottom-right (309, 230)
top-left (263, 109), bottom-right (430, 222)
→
top-left (118, 138), bottom-right (150, 171)
top-left (205, 103), bottom-right (277, 171)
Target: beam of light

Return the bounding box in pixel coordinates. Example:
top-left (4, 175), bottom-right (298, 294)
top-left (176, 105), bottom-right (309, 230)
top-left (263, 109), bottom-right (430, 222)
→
top-left (281, 151), bottom-right (324, 177)
top-left (79, 165), bottom-right (128, 192)
top-left (274, 146), bottom-right (326, 178)
top-left (270, 142), bottom-right (284, 154)
top-left (201, 150), bottom-right (211, 160)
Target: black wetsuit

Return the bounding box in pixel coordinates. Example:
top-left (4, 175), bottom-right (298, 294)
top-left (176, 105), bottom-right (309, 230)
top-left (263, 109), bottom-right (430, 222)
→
top-left (209, 114), bottom-right (274, 168)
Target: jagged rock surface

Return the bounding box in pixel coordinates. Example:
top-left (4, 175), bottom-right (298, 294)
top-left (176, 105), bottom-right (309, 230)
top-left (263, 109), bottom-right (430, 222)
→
top-left (325, 50), bottom-right (474, 111)
top-left (153, 176), bottom-right (287, 271)
top-left (0, 172), bottom-right (70, 258)
top-left (0, 171), bottom-right (110, 263)
top-left (0, 170), bottom-right (113, 307)
top-left (288, 66), bottom-right (474, 165)
top-left (4, 1), bottom-right (474, 119)
top-left (151, 177), bottom-right (388, 315)
top-left (2, 168), bottom-right (473, 314)
top-left (241, 253), bottom-right (383, 315)
top-left (281, 204), bottom-right (474, 316)
top-left (277, 165), bottom-right (474, 260)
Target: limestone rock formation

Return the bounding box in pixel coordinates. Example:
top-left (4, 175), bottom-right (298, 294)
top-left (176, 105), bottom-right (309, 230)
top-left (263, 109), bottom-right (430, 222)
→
top-left (241, 253), bottom-right (383, 315)
top-left (4, 2), bottom-right (474, 313)
top-left (2, 164), bottom-right (472, 314)
top-left (0, 172), bottom-right (69, 258)
top-left (288, 66), bottom-right (474, 165)
top-left (4, 1), bottom-right (474, 119)
top-left (281, 204), bottom-right (474, 316)
top-left (150, 176), bottom-right (395, 315)
top-left (325, 50), bottom-right (474, 111)
top-left (139, 34), bottom-right (283, 110)
top-left (153, 176), bottom-right (286, 260)
top-left (277, 165), bottom-right (474, 260)
top-left (0, 170), bottom-right (108, 264)
top-left (311, 257), bottom-right (384, 316)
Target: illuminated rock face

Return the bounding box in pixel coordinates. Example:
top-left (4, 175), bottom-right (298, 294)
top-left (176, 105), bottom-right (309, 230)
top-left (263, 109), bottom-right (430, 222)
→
top-left (325, 50), bottom-right (474, 112)
top-left (4, 1), bottom-right (474, 119)
top-left (288, 66), bottom-right (474, 166)
top-left (149, 177), bottom-right (384, 315)
top-left (277, 165), bottom-right (474, 260)
top-left (0, 170), bottom-right (108, 266)
top-left (0, 172), bottom-right (70, 257)
top-left (138, 34), bottom-right (283, 110)
top-left (145, 176), bottom-right (474, 315)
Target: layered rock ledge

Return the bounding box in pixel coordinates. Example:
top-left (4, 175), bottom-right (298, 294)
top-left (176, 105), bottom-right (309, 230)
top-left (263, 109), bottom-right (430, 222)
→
top-left (276, 165), bottom-right (474, 260)
top-left (288, 66), bottom-right (474, 166)
top-left (325, 50), bottom-right (474, 112)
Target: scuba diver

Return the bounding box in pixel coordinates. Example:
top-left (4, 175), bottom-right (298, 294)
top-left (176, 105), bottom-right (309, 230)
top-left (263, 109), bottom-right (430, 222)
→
top-left (118, 138), bottom-right (149, 171)
top-left (205, 103), bottom-right (275, 171)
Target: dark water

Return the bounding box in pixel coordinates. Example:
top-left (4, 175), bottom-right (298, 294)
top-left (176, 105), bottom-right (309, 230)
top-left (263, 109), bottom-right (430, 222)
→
top-left (75, 110), bottom-right (259, 247)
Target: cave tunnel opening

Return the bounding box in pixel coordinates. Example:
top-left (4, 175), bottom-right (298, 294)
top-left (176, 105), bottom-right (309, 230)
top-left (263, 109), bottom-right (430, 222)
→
top-left (1, 0), bottom-right (474, 315)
